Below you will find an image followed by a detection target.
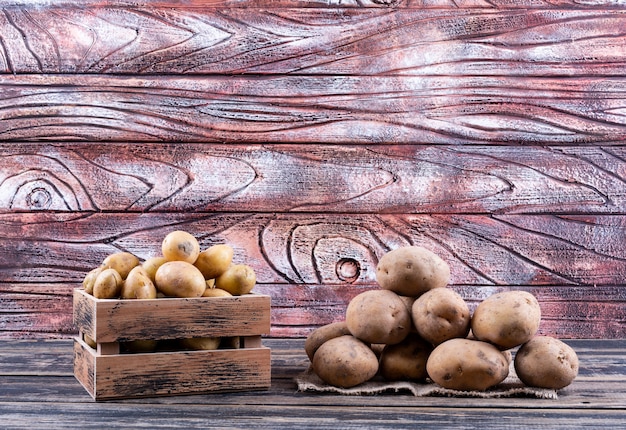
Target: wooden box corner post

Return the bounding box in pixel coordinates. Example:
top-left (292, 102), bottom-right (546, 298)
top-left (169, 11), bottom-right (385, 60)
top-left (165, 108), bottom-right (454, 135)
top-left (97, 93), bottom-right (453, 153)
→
top-left (72, 289), bottom-right (271, 400)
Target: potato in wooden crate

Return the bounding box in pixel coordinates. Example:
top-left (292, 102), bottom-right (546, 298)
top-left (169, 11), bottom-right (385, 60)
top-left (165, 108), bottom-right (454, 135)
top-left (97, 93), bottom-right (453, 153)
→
top-left (73, 288), bottom-right (271, 400)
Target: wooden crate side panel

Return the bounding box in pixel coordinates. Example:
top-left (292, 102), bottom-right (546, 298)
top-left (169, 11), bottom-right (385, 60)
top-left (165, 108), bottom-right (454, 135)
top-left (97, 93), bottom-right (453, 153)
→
top-left (73, 338), bottom-right (96, 398)
top-left (2, 75), bottom-right (626, 144)
top-left (73, 289), bottom-right (270, 343)
top-left (0, 8), bottom-right (625, 75)
top-left (2, 143), bottom-right (626, 214)
top-left (91, 346), bottom-right (271, 399)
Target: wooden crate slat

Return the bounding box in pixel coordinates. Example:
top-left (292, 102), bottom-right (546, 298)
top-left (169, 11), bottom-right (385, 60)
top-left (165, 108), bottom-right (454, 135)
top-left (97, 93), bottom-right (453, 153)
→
top-left (73, 289), bottom-right (271, 342)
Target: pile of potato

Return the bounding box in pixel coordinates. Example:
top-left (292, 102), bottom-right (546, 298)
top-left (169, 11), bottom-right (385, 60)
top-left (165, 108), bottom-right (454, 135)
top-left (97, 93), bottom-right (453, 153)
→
top-left (305, 246), bottom-right (579, 392)
top-left (83, 230), bottom-right (256, 300)
top-left (81, 230), bottom-right (257, 352)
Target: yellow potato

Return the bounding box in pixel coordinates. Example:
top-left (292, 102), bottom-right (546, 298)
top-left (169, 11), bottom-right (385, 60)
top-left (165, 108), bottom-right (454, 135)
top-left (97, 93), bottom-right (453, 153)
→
top-left (121, 266), bottom-right (157, 299)
top-left (161, 230), bottom-right (200, 264)
top-left (194, 244), bottom-right (234, 280)
top-left (92, 268), bottom-right (123, 299)
top-left (220, 337), bottom-right (241, 349)
top-left (141, 256), bottom-right (168, 283)
top-left (102, 252), bottom-right (140, 279)
top-left (180, 337), bottom-right (221, 351)
top-left (215, 264), bottom-right (256, 296)
top-left (82, 266), bottom-right (105, 295)
top-left (155, 261), bottom-right (206, 298)
top-left (202, 287), bottom-right (233, 298)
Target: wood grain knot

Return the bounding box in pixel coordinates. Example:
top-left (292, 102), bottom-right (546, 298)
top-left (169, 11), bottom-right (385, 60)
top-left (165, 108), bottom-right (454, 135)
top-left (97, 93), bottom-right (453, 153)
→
top-left (335, 258), bottom-right (361, 284)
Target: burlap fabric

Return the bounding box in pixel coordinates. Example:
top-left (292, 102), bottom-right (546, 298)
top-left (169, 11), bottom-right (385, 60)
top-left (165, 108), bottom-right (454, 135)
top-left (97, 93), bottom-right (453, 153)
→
top-left (296, 361), bottom-right (558, 399)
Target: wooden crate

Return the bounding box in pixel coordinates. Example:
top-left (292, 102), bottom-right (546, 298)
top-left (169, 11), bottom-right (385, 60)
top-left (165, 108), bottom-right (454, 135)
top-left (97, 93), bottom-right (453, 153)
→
top-left (72, 288), bottom-right (271, 400)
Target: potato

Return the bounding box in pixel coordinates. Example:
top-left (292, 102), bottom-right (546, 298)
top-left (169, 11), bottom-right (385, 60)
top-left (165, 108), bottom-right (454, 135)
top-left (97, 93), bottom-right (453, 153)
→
top-left (304, 321), bottom-right (352, 362)
top-left (194, 244), bottom-right (234, 280)
top-left (215, 264), bottom-right (256, 296)
top-left (514, 336), bottom-right (579, 389)
top-left (427, 338), bottom-right (510, 391)
top-left (123, 339), bottom-right (158, 353)
top-left (161, 230), bottom-right (200, 264)
top-left (379, 333), bottom-right (433, 382)
top-left (202, 287), bottom-right (233, 298)
top-left (141, 256), bottom-right (168, 283)
top-left (376, 246), bottom-right (450, 296)
top-left (412, 288), bottom-right (471, 345)
top-left (92, 268), bottom-right (123, 299)
top-left (121, 266), bottom-right (157, 299)
top-left (471, 291), bottom-right (541, 349)
top-left (83, 266), bottom-right (104, 295)
top-left (220, 336), bottom-right (241, 349)
top-left (346, 289), bottom-right (411, 345)
top-left (102, 252), bottom-right (140, 279)
top-left (312, 335), bottom-right (378, 388)
top-left (180, 337), bottom-right (221, 351)
top-left (155, 261), bottom-right (206, 298)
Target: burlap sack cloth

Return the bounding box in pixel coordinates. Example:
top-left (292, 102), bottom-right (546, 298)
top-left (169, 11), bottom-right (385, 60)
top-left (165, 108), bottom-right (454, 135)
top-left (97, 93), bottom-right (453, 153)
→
top-left (296, 361), bottom-right (558, 399)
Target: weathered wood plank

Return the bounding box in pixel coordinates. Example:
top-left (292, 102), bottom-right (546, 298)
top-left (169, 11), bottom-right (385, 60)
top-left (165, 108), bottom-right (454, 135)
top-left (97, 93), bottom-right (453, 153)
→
top-left (3, 0), bottom-right (622, 9)
top-left (1, 7), bottom-right (626, 75)
top-left (2, 143), bottom-right (625, 213)
top-left (1, 213), bottom-right (624, 286)
top-left (2, 75), bottom-right (626, 144)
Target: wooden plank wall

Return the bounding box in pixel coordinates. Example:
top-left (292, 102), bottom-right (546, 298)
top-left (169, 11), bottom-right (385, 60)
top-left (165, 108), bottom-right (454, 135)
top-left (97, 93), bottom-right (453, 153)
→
top-left (0, 0), bottom-right (624, 340)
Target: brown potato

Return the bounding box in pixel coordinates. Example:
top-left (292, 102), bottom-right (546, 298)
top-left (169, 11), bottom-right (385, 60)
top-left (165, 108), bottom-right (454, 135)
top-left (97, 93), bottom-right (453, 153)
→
top-left (121, 266), bottom-right (157, 299)
top-left (412, 288), bottom-right (471, 346)
top-left (102, 252), bottom-right (140, 279)
top-left (92, 268), bottom-right (123, 299)
top-left (304, 321), bottom-right (352, 362)
top-left (155, 261), bottom-right (206, 298)
top-left (379, 333), bottom-right (433, 382)
top-left (161, 230), bottom-right (200, 264)
top-left (427, 338), bottom-right (510, 391)
top-left (514, 336), bottom-right (579, 389)
top-left (376, 246), bottom-right (450, 296)
top-left (215, 264), bottom-right (256, 296)
top-left (471, 291), bottom-right (541, 349)
top-left (312, 335), bottom-right (378, 388)
top-left (194, 244), bottom-right (234, 280)
top-left (346, 289), bottom-right (411, 345)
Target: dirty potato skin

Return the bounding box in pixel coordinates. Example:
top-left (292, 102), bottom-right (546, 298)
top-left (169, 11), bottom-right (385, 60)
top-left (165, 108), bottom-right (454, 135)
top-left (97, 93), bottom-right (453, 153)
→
top-left (92, 268), bottom-right (123, 299)
top-left (514, 336), bottom-right (579, 389)
top-left (426, 338), bottom-right (510, 391)
top-left (471, 290), bottom-right (541, 349)
top-left (312, 335), bottom-right (379, 388)
top-left (412, 288), bottom-right (471, 346)
top-left (346, 289), bottom-right (412, 345)
top-left (376, 246), bottom-right (450, 297)
top-left (379, 333), bottom-right (433, 382)
top-left (102, 252), bottom-right (140, 279)
top-left (304, 321), bottom-right (352, 362)
top-left (154, 261), bottom-right (206, 298)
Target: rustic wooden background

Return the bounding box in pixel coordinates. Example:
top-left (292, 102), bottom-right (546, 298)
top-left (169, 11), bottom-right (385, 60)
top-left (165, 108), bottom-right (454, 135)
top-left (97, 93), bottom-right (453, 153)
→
top-left (0, 0), bottom-right (624, 340)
